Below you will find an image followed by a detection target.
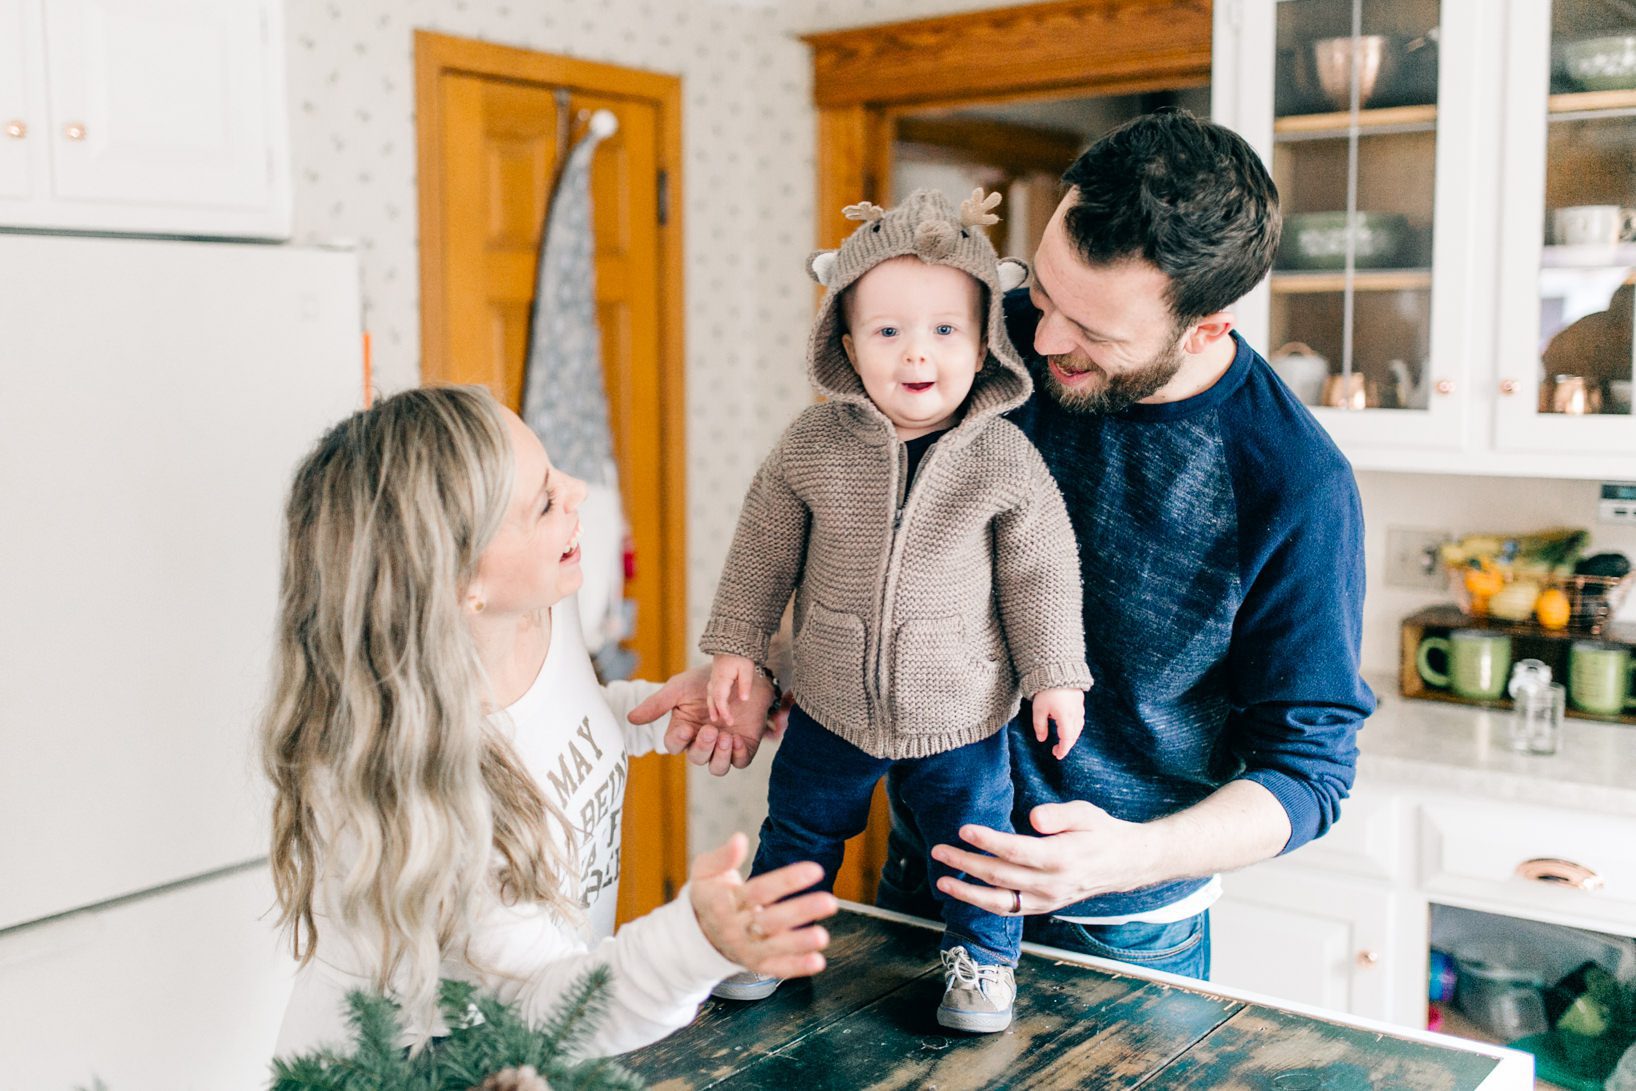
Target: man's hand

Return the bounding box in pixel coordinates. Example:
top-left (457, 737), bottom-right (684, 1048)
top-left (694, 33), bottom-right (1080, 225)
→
top-left (929, 800), bottom-right (1157, 915)
top-left (928, 781), bottom-right (1291, 915)
top-left (628, 665), bottom-right (775, 776)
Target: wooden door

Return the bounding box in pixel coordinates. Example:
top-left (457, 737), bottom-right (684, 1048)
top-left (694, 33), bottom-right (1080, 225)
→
top-left (805, 0), bottom-right (1214, 904)
top-left (416, 33), bottom-right (687, 923)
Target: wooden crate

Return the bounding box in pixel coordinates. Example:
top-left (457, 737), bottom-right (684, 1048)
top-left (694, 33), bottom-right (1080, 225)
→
top-left (1399, 605), bottom-right (1636, 725)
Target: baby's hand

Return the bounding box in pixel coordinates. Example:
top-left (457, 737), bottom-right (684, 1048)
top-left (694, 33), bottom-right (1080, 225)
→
top-left (1032, 687), bottom-right (1085, 760)
top-left (708, 654), bottom-right (757, 727)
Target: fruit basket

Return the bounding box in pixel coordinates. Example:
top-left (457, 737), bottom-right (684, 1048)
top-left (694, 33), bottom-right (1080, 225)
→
top-left (1441, 530), bottom-right (1634, 635)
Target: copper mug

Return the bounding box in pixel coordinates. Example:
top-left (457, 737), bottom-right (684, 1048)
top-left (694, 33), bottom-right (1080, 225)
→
top-left (1322, 373), bottom-right (1377, 410)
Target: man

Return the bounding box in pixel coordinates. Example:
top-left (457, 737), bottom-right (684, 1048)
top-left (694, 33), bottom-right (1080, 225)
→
top-left (655, 108), bottom-right (1373, 981)
top-left (871, 108), bottom-right (1374, 980)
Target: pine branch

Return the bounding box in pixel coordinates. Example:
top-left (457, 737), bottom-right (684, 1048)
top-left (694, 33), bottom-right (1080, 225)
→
top-left (536, 964), bottom-right (615, 1057)
top-left (270, 970), bottom-right (642, 1091)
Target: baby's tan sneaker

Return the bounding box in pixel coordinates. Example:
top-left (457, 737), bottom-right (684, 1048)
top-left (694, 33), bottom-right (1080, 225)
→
top-left (936, 945), bottom-right (1015, 1033)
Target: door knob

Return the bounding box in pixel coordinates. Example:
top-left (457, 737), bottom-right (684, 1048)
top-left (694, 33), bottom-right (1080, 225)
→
top-left (1500, 379), bottom-right (1519, 396)
top-left (4, 120), bottom-right (25, 139)
top-left (1434, 379), bottom-right (1455, 396)
top-left (63, 122), bottom-right (87, 141)
top-left (1356, 949), bottom-right (1380, 968)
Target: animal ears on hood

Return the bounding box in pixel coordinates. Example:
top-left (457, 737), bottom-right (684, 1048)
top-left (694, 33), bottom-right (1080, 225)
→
top-left (808, 249), bottom-right (838, 286)
top-left (808, 251), bottom-right (1031, 292)
top-left (998, 257), bottom-right (1029, 293)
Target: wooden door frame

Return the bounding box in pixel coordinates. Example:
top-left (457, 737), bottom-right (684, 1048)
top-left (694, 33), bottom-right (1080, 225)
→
top-left (414, 30), bottom-right (690, 914)
top-left (803, 0), bottom-right (1213, 903)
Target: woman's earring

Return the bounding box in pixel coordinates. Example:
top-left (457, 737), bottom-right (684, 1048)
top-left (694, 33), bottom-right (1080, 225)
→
top-left (472, 599), bottom-right (486, 613)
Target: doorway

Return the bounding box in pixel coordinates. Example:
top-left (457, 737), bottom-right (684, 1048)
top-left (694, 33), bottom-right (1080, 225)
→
top-left (803, 0), bottom-right (1214, 903)
top-left (414, 31), bottom-right (688, 923)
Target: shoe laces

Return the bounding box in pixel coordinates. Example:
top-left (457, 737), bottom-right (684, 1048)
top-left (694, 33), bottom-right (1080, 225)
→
top-left (941, 946), bottom-right (1007, 990)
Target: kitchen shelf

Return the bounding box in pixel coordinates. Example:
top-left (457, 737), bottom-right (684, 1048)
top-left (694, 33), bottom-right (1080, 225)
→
top-left (1274, 104), bottom-right (1438, 140)
top-left (1548, 88), bottom-right (1636, 121)
top-left (1399, 605), bottom-right (1636, 727)
top-left (1270, 268), bottom-right (1433, 293)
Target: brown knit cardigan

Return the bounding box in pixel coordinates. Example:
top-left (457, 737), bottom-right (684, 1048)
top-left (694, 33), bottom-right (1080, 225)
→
top-left (701, 190), bottom-right (1092, 759)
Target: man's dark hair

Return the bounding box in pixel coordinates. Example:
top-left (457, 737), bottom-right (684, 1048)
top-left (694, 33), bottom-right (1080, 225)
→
top-left (1060, 108), bottom-right (1281, 325)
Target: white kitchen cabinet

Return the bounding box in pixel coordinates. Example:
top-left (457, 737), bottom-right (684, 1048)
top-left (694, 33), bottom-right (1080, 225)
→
top-left (1213, 0), bottom-right (1636, 480)
top-left (1213, 866), bottom-right (1409, 1022)
top-left (0, 0), bottom-right (45, 200)
top-left (0, 0), bottom-right (290, 238)
top-left (0, 865), bottom-right (293, 1091)
top-left (1212, 783), bottom-right (1636, 1033)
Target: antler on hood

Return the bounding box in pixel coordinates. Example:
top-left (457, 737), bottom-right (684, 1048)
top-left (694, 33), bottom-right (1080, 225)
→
top-left (959, 188), bottom-right (1002, 229)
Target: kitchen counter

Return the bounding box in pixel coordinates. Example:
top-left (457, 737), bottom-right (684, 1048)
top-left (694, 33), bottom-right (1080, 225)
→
top-left (1357, 672), bottom-right (1636, 816)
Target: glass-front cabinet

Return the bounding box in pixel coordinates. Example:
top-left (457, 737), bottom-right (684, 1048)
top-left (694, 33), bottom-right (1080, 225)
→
top-left (1496, 0), bottom-right (1636, 458)
top-left (1215, 0), bottom-right (1636, 477)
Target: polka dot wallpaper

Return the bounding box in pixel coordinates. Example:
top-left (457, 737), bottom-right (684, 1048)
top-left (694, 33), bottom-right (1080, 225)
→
top-left (282, 0), bottom-right (1032, 854)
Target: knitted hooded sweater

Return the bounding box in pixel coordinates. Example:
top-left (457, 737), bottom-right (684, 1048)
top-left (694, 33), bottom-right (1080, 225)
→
top-left (700, 190), bottom-right (1091, 760)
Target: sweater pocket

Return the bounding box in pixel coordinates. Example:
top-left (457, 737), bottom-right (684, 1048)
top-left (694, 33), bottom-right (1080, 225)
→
top-left (793, 601), bottom-right (868, 728)
top-left (890, 616), bottom-right (1008, 737)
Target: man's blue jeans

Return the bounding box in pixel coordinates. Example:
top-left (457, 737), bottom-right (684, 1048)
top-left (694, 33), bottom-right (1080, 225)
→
top-left (752, 704), bottom-right (1022, 967)
top-left (875, 779), bottom-right (1211, 981)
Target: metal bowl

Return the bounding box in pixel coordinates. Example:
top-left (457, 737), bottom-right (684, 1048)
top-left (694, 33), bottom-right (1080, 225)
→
top-left (1277, 212), bottom-right (1411, 271)
top-left (1560, 33), bottom-right (1636, 92)
top-left (1311, 35), bottom-right (1391, 110)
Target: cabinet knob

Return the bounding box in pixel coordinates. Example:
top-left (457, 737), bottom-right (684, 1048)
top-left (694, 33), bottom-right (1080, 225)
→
top-left (1515, 857), bottom-right (1603, 891)
top-left (1356, 949), bottom-right (1379, 968)
top-left (1499, 379), bottom-right (1519, 396)
top-left (63, 122), bottom-right (87, 141)
top-left (4, 120), bottom-right (25, 139)
top-left (1434, 379), bottom-right (1455, 396)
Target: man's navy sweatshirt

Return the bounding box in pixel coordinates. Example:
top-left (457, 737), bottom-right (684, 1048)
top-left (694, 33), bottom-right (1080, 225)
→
top-left (1002, 288), bottom-right (1376, 918)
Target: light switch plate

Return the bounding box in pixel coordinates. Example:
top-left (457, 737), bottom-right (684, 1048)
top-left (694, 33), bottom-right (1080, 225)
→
top-left (1386, 527), bottom-right (1448, 590)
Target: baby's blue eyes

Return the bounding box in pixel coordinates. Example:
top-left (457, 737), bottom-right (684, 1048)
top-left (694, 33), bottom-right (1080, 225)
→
top-left (876, 324), bottom-right (957, 337)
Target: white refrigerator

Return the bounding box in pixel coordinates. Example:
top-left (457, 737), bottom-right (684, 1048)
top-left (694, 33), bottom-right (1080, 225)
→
top-left (0, 234), bottom-right (363, 1088)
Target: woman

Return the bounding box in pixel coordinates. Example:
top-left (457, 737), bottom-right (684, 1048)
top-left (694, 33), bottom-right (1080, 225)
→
top-left (263, 385), bottom-right (834, 1057)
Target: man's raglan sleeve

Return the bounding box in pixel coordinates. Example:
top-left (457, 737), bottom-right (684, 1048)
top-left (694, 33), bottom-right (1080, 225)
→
top-left (1225, 457), bottom-right (1376, 854)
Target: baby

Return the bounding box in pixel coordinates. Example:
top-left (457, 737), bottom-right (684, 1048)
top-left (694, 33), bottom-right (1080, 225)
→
top-left (701, 189), bottom-right (1091, 1033)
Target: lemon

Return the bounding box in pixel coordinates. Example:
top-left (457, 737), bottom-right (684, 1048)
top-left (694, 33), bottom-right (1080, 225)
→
top-left (1535, 587), bottom-right (1571, 630)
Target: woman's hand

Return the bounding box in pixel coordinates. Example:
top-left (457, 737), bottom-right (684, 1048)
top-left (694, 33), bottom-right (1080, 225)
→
top-left (1031, 687), bottom-right (1085, 759)
top-left (707, 654), bottom-right (756, 727)
top-left (630, 666), bottom-right (773, 775)
top-left (689, 833), bottom-right (836, 979)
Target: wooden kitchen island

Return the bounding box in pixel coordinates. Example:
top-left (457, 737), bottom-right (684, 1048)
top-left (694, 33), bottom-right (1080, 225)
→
top-left (624, 904), bottom-right (1531, 1089)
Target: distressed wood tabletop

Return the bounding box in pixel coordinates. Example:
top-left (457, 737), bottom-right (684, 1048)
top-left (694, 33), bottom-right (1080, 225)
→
top-left (623, 905), bottom-right (1523, 1090)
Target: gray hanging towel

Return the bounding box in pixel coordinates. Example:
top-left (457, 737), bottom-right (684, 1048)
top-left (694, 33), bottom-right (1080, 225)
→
top-left (520, 113), bottom-right (636, 676)
top-left (521, 116), bottom-right (617, 487)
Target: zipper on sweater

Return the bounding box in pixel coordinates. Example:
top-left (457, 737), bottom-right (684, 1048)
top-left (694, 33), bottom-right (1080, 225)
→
top-left (871, 440), bottom-right (909, 724)
top-left (873, 438), bottom-right (940, 728)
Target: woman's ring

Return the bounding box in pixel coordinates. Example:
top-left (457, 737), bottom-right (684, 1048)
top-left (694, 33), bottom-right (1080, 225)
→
top-left (747, 907), bottom-right (768, 939)
top-left (1010, 889), bottom-right (1023, 915)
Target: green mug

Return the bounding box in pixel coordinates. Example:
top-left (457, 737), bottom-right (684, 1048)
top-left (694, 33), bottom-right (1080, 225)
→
top-left (1417, 630), bottom-right (1512, 700)
top-left (1568, 641), bottom-right (1636, 716)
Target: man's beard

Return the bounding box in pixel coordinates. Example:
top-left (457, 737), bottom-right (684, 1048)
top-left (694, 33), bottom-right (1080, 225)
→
top-left (1042, 341), bottom-right (1186, 415)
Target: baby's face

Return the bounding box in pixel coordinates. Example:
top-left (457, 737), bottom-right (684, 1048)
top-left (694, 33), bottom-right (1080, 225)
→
top-left (841, 256), bottom-right (985, 441)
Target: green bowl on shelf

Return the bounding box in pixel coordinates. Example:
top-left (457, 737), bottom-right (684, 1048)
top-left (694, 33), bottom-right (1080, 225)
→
top-left (1277, 211), bottom-right (1411, 271)
top-left (1560, 34), bottom-right (1636, 92)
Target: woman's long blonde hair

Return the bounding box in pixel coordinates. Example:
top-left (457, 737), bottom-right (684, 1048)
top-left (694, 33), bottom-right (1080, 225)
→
top-left (261, 385), bottom-right (577, 1023)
